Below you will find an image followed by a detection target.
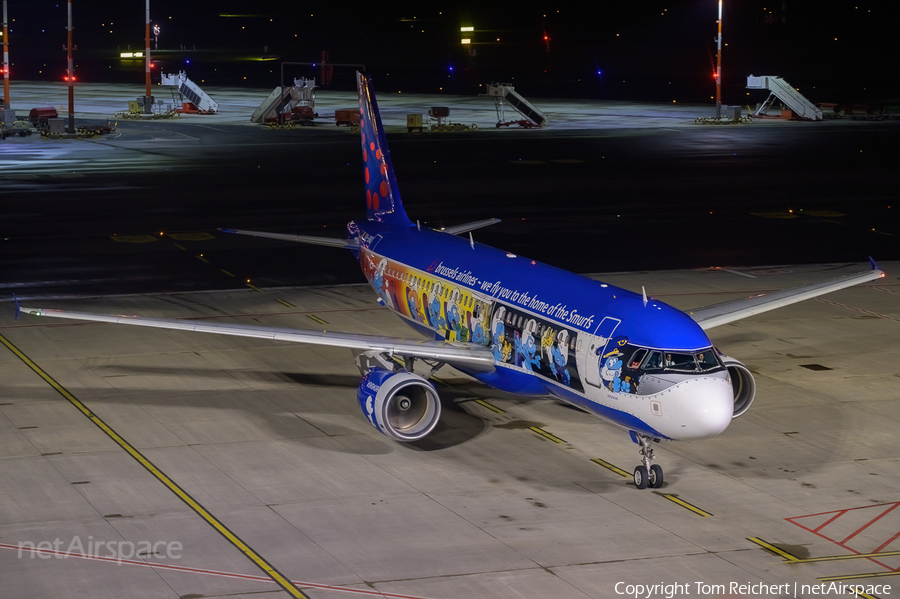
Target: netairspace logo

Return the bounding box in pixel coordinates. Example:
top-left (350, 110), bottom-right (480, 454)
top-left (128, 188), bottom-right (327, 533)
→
top-left (614, 581), bottom-right (892, 598)
top-left (18, 536), bottom-right (183, 564)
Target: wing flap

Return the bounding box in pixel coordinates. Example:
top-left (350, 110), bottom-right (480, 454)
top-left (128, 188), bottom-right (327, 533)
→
top-left (688, 263), bottom-right (885, 330)
top-left (18, 307), bottom-right (495, 372)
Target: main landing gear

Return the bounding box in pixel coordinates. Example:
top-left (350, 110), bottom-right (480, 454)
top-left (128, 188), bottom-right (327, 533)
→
top-left (632, 433), bottom-right (664, 490)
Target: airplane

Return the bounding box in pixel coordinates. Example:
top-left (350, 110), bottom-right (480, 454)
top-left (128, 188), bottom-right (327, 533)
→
top-left (15, 72), bottom-right (885, 490)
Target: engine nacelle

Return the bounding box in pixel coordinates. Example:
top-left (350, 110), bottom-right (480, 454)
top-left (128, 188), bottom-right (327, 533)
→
top-left (720, 356), bottom-right (756, 418)
top-left (357, 368), bottom-right (441, 441)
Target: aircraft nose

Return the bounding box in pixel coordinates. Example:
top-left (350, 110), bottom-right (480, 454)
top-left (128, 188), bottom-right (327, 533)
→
top-left (674, 377), bottom-right (734, 439)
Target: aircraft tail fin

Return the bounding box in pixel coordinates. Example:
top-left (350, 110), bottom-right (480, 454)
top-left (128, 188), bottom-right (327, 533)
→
top-left (356, 72), bottom-right (411, 225)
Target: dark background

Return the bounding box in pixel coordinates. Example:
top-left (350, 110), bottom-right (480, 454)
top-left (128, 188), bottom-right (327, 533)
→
top-left (6, 1), bottom-right (899, 104)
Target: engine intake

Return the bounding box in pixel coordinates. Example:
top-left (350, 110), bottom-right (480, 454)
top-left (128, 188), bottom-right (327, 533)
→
top-left (357, 368), bottom-right (441, 441)
top-left (720, 356), bottom-right (756, 418)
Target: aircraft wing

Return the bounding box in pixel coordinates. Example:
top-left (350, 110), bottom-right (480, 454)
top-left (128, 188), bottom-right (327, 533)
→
top-left (219, 228), bottom-right (359, 250)
top-left (687, 260), bottom-right (885, 330)
top-left (16, 307), bottom-right (495, 372)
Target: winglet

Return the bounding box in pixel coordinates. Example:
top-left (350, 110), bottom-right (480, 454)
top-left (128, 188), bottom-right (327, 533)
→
top-left (869, 256), bottom-right (881, 271)
top-left (13, 293), bottom-right (21, 322)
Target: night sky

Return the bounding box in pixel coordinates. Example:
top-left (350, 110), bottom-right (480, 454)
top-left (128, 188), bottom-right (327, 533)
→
top-left (5, 1), bottom-right (898, 103)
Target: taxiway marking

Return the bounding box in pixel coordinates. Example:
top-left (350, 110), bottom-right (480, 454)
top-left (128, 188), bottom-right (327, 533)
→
top-left (0, 542), bottom-right (432, 599)
top-left (589, 457), bottom-right (629, 478)
top-left (528, 426), bottom-right (566, 444)
top-left (816, 298), bottom-right (900, 324)
top-left (656, 493), bottom-right (714, 517)
top-left (474, 399), bottom-right (505, 414)
top-left (306, 314), bottom-right (329, 325)
top-left (0, 333), bottom-right (311, 599)
top-left (746, 537), bottom-right (800, 562)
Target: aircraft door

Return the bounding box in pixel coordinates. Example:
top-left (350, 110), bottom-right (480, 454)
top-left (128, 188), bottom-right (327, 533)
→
top-left (577, 317), bottom-right (621, 388)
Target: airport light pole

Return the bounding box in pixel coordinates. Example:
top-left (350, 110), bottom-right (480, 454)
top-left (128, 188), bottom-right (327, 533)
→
top-left (144, 0), bottom-right (151, 113)
top-left (3, 0), bottom-right (9, 110)
top-left (66, 0), bottom-right (74, 132)
top-left (715, 0), bottom-right (723, 118)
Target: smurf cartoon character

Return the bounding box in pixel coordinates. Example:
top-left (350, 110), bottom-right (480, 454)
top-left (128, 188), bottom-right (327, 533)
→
top-left (600, 348), bottom-right (629, 393)
top-left (427, 294), bottom-right (445, 331)
top-left (471, 321), bottom-right (487, 346)
top-left (447, 302), bottom-right (468, 342)
top-left (407, 288), bottom-right (424, 322)
top-left (515, 319), bottom-right (541, 372)
top-left (490, 306), bottom-right (512, 362)
top-left (545, 329), bottom-right (571, 386)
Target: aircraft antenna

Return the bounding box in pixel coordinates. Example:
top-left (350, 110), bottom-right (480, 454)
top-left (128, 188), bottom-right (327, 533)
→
top-left (642, 286), bottom-right (648, 307)
top-left (417, 220), bottom-right (421, 231)
top-left (469, 232), bottom-right (475, 249)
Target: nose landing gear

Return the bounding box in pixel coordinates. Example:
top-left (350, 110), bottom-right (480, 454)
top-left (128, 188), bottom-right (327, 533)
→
top-left (632, 433), bottom-right (664, 490)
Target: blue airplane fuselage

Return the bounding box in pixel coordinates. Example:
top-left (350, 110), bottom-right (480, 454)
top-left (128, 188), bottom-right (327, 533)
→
top-left (349, 219), bottom-right (734, 441)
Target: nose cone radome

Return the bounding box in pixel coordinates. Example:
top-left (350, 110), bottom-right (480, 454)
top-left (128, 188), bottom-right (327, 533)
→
top-left (675, 377), bottom-right (734, 440)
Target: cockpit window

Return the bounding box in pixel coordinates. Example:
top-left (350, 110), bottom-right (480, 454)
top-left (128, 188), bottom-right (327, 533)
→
top-left (638, 348), bottom-right (722, 373)
top-left (628, 349), bottom-right (648, 370)
top-left (663, 352), bottom-right (696, 371)
top-left (696, 351), bottom-right (721, 371)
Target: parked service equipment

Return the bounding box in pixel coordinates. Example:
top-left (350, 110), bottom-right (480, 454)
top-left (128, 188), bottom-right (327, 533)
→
top-left (252, 78), bottom-right (316, 125)
top-left (335, 109), bottom-right (360, 127)
top-left (407, 113), bottom-right (423, 133)
top-left (747, 76), bottom-right (822, 121)
top-left (29, 107), bottom-right (59, 126)
top-left (485, 83), bottom-right (549, 128)
top-left (424, 107), bottom-right (470, 132)
top-left (428, 106), bottom-right (450, 129)
top-left (160, 71), bottom-right (219, 114)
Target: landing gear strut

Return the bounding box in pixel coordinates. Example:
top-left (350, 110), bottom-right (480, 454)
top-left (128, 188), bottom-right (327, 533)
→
top-left (632, 433), bottom-right (664, 490)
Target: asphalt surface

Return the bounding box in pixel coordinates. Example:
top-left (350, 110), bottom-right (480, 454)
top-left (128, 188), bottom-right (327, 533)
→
top-left (3, 108), bottom-right (899, 299)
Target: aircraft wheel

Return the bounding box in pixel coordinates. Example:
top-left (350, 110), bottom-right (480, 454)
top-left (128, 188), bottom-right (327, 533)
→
top-left (633, 466), bottom-right (649, 490)
top-left (648, 465), bottom-right (664, 489)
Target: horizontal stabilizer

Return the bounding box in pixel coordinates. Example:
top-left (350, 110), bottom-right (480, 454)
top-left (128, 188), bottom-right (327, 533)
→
top-left (219, 228), bottom-right (359, 250)
top-left (688, 262), bottom-right (885, 329)
top-left (441, 218), bottom-right (501, 236)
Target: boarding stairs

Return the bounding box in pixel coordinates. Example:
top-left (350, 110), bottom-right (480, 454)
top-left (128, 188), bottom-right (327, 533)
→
top-left (160, 71), bottom-right (219, 114)
top-left (746, 75), bottom-right (822, 121)
top-left (251, 78), bottom-right (316, 124)
top-left (485, 83), bottom-right (549, 128)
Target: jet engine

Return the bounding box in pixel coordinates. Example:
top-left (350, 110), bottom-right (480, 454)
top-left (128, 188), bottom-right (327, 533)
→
top-left (720, 356), bottom-right (756, 418)
top-left (356, 368), bottom-right (441, 441)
